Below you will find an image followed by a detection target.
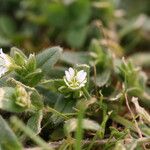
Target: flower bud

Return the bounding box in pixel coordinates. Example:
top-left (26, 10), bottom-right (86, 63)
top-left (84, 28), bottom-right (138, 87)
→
top-left (15, 85), bottom-right (31, 108)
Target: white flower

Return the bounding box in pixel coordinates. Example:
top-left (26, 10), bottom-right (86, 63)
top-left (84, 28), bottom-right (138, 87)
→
top-left (64, 67), bottom-right (87, 90)
top-left (0, 48), bottom-right (12, 77)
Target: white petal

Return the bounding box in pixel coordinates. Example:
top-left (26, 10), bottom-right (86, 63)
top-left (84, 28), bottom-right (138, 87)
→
top-left (2, 67), bottom-right (7, 73)
top-left (79, 79), bottom-right (87, 87)
top-left (0, 48), bottom-right (2, 54)
top-left (0, 67), bottom-right (7, 77)
top-left (65, 71), bottom-right (71, 82)
top-left (2, 67), bottom-right (8, 73)
top-left (0, 49), bottom-right (10, 66)
top-left (0, 49), bottom-right (5, 59)
top-left (68, 67), bottom-right (75, 78)
top-left (76, 70), bottom-right (87, 83)
top-left (0, 67), bottom-right (4, 73)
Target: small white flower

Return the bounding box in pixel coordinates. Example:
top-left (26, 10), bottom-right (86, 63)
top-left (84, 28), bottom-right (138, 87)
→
top-left (0, 48), bottom-right (12, 77)
top-left (64, 67), bottom-right (87, 90)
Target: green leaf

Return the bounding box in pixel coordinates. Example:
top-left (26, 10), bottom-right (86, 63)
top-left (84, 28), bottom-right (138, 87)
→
top-left (0, 116), bottom-right (23, 150)
top-left (64, 118), bottom-right (100, 135)
top-left (68, 0), bottom-right (91, 26)
top-left (60, 51), bottom-right (90, 65)
top-left (26, 54), bottom-right (37, 72)
top-left (30, 90), bottom-right (44, 109)
top-left (50, 126), bottom-right (65, 140)
top-left (65, 26), bottom-right (88, 48)
top-left (89, 39), bottom-right (111, 70)
top-left (10, 47), bottom-right (27, 60)
top-left (45, 67), bottom-right (65, 79)
top-left (51, 95), bottom-right (65, 112)
top-left (40, 79), bottom-right (64, 92)
top-left (36, 46), bottom-right (62, 73)
top-left (110, 127), bottom-right (128, 139)
top-left (51, 95), bottom-right (76, 125)
top-left (37, 87), bottom-right (59, 106)
top-left (118, 59), bottom-right (147, 96)
top-left (27, 110), bottom-right (43, 134)
top-left (0, 15), bottom-right (16, 37)
top-left (95, 70), bottom-right (111, 87)
top-left (139, 124), bottom-right (150, 136)
top-left (0, 35), bottom-right (11, 46)
top-left (46, 3), bottom-right (67, 27)
top-left (21, 69), bottom-right (43, 87)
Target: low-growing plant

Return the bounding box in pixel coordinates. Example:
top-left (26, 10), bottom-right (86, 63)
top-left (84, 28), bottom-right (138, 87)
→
top-left (0, 0), bottom-right (114, 50)
top-left (0, 46), bottom-right (150, 150)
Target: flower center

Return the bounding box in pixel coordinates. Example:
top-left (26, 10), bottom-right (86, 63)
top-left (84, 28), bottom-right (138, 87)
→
top-left (69, 76), bottom-right (80, 88)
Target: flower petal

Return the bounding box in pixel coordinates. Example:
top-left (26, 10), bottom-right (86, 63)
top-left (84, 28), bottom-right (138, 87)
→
top-left (0, 48), bottom-right (5, 59)
top-left (68, 67), bottom-right (75, 78)
top-left (0, 49), bottom-right (11, 67)
top-left (76, 70), bottom-right (87, 83)
top-left (0, 67), bottom-right (7, 77)
top-left (65, 70), bottom-right (71, 82)
top-left (0, 48), bottom-right (2, 54)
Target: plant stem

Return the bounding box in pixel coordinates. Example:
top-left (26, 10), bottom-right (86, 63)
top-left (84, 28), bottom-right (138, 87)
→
top-left (75, 104), bottom-right (85, 150)
top-left (98, 114), bottom-right (109, 139)
top-left (45, 106), bottom-right (69, 120)
top-left (40, 79), bottom-right (63, 84)
top-left (82, 87), bottom-right (91, 100)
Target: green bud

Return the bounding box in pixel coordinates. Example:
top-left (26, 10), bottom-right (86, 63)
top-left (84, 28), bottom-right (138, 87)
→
top-left (15, 85), bottom-right (31, 108)
top-left (26, 54), bottom-right (36, 72)
top-left (13, 51), bottom-right (27, 66)
top-left (0, 87), bottom-right (30, 112)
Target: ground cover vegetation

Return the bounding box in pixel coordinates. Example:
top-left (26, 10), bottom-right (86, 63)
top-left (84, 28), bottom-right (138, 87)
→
top-left (0, 0), bottom-right (150, 150)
